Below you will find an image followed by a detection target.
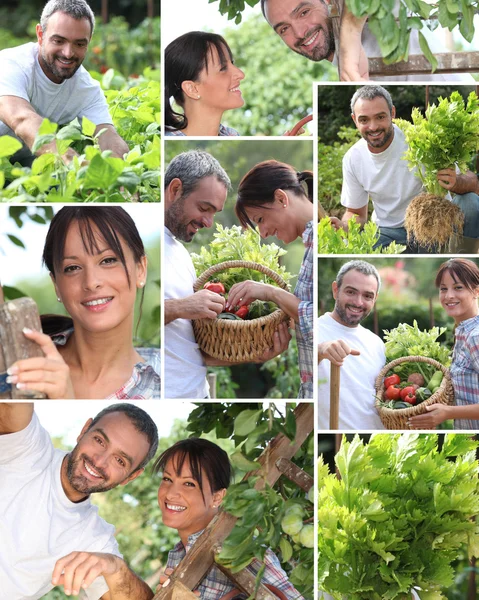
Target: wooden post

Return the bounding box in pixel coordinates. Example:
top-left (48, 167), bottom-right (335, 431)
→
top-left (330, 364), bottom-right (340, 430)
top-left (207, 372), bottom-right (217, 398)
top-left (369, 52), bottom-right (479, 76)
top-left (275, 457), bottom-right (314, 491)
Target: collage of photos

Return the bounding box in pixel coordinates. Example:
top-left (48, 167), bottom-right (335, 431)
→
top-left (0, 0), bottom-right (479, 599)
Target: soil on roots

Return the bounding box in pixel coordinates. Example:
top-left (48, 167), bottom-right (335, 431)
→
top-left (405, 193), bottom-right (464, 248)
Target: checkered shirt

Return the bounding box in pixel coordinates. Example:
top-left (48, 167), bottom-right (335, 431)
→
top-left (294, 221), bottom-right (313, 399)
top-left (52, 328), bottom-right (160, 399)
top-left (450, 315), bottom-right (479, 429)
top-left (166, 531), bottom-right (304, 600)
top-left (164, 123), bottom-right (240, 136)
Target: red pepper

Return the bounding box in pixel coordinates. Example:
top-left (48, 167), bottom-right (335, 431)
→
top-left (400, 386), bottom-right (417, 401)
top-left (385, 385), bottom-right (401, 401)
top-left (204, 280), bottom-right (225, 295)
top-left (384, 374), bottom-right (401, 389)
top-left (235, 305), bottom-right (249, 319)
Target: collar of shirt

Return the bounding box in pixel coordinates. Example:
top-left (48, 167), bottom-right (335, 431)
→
top-left (302, 220), bottom-right (313, 245)
top-left (456, 314), bottom-right (479, 334)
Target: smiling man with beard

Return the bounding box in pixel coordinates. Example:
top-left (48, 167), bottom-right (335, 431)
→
top-left (0, 402), bottom-right (157, 600)
top-left (0, 0), bottom-right (128, 168)
top-left (164, 150), bottom-right (291, 399)
top-left (318, 260), bottom-right (386, 430)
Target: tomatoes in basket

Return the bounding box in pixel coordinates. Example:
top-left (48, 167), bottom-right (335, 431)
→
top-left (204, 280), bottom-right (225, 295)
top-left (385, 385), bottom-right (401, 401)
top-left (384, 374), bottom-right (400, 389)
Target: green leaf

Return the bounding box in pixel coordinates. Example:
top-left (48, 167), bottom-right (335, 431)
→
top-left (38, 118), bottom-right (58, 135)
top-left (31, 134), bottom-right (56, 154)
top-left (82, 116), bottom-right (97, 137)
top-left (279, 536), bottom-right (293, 562)
top-left (82, 154), bottom-right (124, 189)
top-left (7, 234), bottom-right (25, 248)
top-left (0, 135), bottom-right (23, 159)
top-left (418, 31), bottom-right (438, 72)
top-left (234, 408), bottom-right (263, 436)
top-left (2, 285), bottom-right (26, 300)
top-left (230, 451), bottom-right (261, 472)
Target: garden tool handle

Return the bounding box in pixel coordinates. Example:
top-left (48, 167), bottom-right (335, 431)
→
top-left (288, 114), bottom-right (313, 136)
top-left (0, 281), bottom-right (4, 304)
top-left (330, 364), bottom-right (340, 430)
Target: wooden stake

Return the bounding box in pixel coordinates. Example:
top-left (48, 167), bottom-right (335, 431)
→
top-left (330, 364), bottom-right (340, 430)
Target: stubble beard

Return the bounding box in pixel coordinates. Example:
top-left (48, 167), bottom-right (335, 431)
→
top-left (293, 22), bottom-right (335, 62)
top-left (165, 196), bottom-right (202, 243)
top-left (334, 299), bottom-right (370, 327)
top-left (40, 48), bottom-right (81, 82)
top-left (66, 448), bottom-right (115, 495)
top-left (363, 122), bottom-right (394, 151)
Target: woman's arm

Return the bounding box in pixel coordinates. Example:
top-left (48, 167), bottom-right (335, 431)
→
top-left (408, 403), bottom-right (479, 429)
top-left (227, 282), bottom-right (300, 322)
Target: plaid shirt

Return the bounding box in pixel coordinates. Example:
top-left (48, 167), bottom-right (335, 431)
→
top-left (450, 315), bottom-right (479, 429)
top-left (165, 123), bottom-right (240, 137)
top-left (166, 531), bottom-right (304, 600)
top-left (294, 221), bottom-right (313, 399)
top-left (52, 328), bottom-right (160, 399)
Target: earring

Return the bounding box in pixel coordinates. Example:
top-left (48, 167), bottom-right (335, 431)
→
top-left (197, 95), bottom-right (201, 99)
top-left (57, 297), bottom-right (62, 302)
top-left (138, 281), bottom-right (145, 288)
top-left (283, 204), bottom-right (287, 208)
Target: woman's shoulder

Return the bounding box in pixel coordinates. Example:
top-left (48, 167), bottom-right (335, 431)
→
top-left (164, 128), bottom-right (186, 137)
top-left (219, 123), bottom-right (240, 136)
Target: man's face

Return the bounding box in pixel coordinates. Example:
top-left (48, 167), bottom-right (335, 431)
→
top-left (263, 0), bottom-right (334, 62)
top-left (165, 176), bottom-right (228, 243)
top-left (352, 96), bottom-right (396, 154)
top-left (64, 411), bottom-right (150, 501)
top-left (332, 269), bottom-right (378, 327)
top-left (36, 11), bottom-right (91, 84)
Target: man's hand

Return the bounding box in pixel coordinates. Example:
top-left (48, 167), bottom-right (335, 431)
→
top-left (437, 168), bottom-right (479, 195)
top-left (318, 339), bottom-right (360, 366)
top-left (52, 552), bottom-right (122, 596)
top-left (165, 290), bottom-right (226, 324)
top-left (329, 216), bottom-right (347, 231)
top-left (338, 8), bottom-right (369, 81)
top-left (95, 124), bottom-right (129, 160)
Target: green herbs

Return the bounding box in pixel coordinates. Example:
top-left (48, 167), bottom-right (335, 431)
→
top-left (191, 224), bottom-right (293, 290)
top-left (318, 217), bottom-right (406, 254)
top-left (318, 434), bottom-right (479, 600)
top-left (402, 91), bottom-right (479, 196)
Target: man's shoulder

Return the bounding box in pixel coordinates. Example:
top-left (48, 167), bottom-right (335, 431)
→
top-left (0, 42), bottom-right (37, 69)
top-left (344, 138), bottom-right (367, 161)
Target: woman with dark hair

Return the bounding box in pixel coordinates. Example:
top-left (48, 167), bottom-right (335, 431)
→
top-left (5, 207), bottom-right (160, 399)
top-left (154, 438), bottom-right (304, 600)
top-left (227, 160), bottom-right (314, 399)
top-left (409, 258), bottom-right (479, 430)
top-left (165, 31), bottom-right (245, 137)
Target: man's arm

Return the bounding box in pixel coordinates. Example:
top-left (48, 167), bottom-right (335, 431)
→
top-left (164, 290), bottom-right (225, 325)
top-left (0, 402), bottom-right (33, 435)
top-left (0, 96), bottom-right (79, 164)
top-left (95, 124), bottom-right (129, 160)
top-left (437, 168), bottom-right (479, 196)
top-left (338, 7), bottom-right (369, 81)
top-left (330, 205), bottom-right (369, 231)
top-left (52, 552), bottom-right (153, 600)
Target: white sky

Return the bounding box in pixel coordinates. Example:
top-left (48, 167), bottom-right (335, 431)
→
top-left (0, 205), bottom-right (161, 286)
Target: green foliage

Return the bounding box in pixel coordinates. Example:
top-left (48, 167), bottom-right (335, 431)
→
top-left (318, 127), bottom-right (360, 214)
top-left (261, 336), bottom-right (300, 399)
top-left (402, 91), bottom-right (479, 195)
top-left (318, 218), bottom-right (406, 254)
top-left (318, 434), bottom-right (479, 600)
top-left (191, 224), bottom-right (293, 290)
top-left (216, 13), bottom-right (336, 136)
top-left (187, 403), bottom-right (314, 598)
top-left (345, 0), bottom-right (479, 69)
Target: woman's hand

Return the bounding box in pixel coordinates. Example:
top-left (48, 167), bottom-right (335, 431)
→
top-left (407, 404), bottom-right (451, 429)
top-left (338, 7), bottom-right (369, 81)
top-left (226, 280), bottom-right (274, 310)
top-left (6, 328), bottom-right (75, 399)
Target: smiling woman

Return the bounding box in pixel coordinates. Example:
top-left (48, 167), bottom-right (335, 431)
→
top-left (165, 31), bottom-right (245, 137)
top-left (5, 207), bottom-right (160, 400)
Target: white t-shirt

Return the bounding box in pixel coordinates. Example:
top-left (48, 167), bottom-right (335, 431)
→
top-left (0, 413), bottom-right (121, 600)
top-left (0, 42), bottom-right (112, 153)
top-left (318, 313), bottom-right (386, 430)
top-left (341, 124), bottom-right (423, 228)
top-left (164, 227), bottom-right (209, 399)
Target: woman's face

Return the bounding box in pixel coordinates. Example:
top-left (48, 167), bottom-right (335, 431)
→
top-left (53, 220), bottom-right (146, 335)
top-left (157, 456), bottom-right (222, 540)
top-left (193, 44), bottom-right (245, 112)
top-left (439, 270), bottom-right (479, 325)
top-left (245, 190), bottom-right (299, 244)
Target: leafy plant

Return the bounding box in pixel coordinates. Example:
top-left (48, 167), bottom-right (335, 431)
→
top-left (318, 434), bottom-right (479, 600)
top-left (318, 217), bottom-right (406, 254)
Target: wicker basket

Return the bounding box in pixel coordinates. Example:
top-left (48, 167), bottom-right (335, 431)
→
top-left (374, 356), bottom-right (454, 430)
top-left (192, 260), bottom-right (290, 362)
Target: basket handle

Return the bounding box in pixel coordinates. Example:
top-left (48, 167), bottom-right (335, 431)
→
top-left (193, 260), bottom-right (289, 292)
top-left (330, 364), bottom-right (340, 430)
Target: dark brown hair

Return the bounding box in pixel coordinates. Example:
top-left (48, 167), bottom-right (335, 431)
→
top-left (235, 160), bottom-right (313, 229)
top-left (435, 258), bottom-right (479, 291)
top-left (153, 438), bottom-right (232, 501)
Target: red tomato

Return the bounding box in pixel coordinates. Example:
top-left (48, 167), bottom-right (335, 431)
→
top-left (204, 280), bottom-right (225, 295)
top-left (385, 385), bottom-right (401, 401)
top-left (235, 306), bottom-right (249, 319)
top-left (400, 386), bottom-right (417, 400)
top-left (403, 392), bottom-right (416, 405)
top-left (384, 374), bottom-right (401, 389)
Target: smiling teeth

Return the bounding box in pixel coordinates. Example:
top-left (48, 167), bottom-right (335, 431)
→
top-left (167, 503), bottom-right (186, 511)
top-left (303, 31), bottom-right (319, 46)
top-left (84, 460), bottom-right (102, 478)
top-left (230, 86), bottom-right (240, 92)
top-left (84, 297), bottom-right (112, 306)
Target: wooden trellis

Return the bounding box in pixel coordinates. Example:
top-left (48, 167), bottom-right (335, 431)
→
top-left (330, 0), bottom-right (479, 77)
top-left (153, 403), bottom-right (314, 600)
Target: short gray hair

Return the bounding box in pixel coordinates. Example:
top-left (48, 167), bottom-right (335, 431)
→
top-left (164, 150), bottom-right (231, 199)
top-left (350, 85), bottom-right (393, 115)
top-left (40, 0), bottom-right (95, 36)
top-left (336, 260), bottom-right (381, 292)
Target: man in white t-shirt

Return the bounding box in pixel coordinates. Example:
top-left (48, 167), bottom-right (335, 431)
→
top-left (0, 402), bottom-right (157, 600)
top-left (318, 260), bottom-right (385, 430)
top-left (260, 0), bottom-right (474, 82)
top-left (164, 150), bottom-right (291, 399)
top-left (331, 85), bottom-right (479, 250)
top-left (0, 0), bottom-right (129, 167)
